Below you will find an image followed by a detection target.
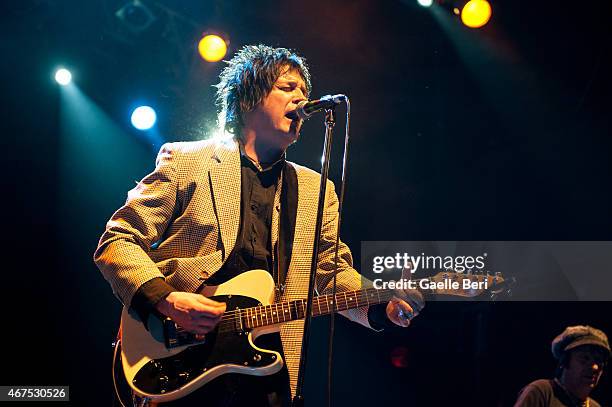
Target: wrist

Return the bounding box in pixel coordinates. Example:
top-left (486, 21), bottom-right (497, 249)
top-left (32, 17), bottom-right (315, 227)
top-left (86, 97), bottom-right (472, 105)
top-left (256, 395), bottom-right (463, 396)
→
top-left (154, 292), bottom-right (174, 314)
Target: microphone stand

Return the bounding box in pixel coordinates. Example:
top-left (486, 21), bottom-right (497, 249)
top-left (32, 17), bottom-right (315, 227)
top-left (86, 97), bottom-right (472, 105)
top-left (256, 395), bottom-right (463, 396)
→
top-left (292, 107), bottom-right (336, 407)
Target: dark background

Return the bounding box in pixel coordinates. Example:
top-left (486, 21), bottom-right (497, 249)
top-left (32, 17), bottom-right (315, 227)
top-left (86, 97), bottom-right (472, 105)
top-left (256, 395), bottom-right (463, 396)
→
top-left (3, 0), bottom-right (611, 405)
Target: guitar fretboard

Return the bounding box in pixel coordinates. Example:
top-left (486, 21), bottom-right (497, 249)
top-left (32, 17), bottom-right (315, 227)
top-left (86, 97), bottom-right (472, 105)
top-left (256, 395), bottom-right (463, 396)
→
top-left (218, 287), bottom-right (397, 332)
top-left (170, 272), bottom-right (503, 344)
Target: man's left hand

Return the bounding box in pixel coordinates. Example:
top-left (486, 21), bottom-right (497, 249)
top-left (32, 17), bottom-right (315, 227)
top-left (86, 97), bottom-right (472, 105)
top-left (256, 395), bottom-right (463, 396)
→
top-left (386, 266), bottom-right (425, 327)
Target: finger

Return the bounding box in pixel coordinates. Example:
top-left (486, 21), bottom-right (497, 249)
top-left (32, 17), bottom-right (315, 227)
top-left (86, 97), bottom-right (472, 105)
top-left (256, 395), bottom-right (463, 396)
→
top-left (191, 326), bottom-right (213, 335)
top-left (194, 317), bottom-right (225, 334)
top-left (192, 301), bottom-right (226, 317)
top-left (386, 300), bottom-right (411, 328)
top-left (194, 318), bottom-right (221, 330)
top-left (390, 305), bottom-right (411, 328)
top-left (188, 307), bottom-right (225, 319)
top-left (396, 300), bottom-right (415, 320)
top-left (401, 264), bottom-right (414, 280)
top-left (195, 295), bottom-right (227, 309)
top-left (395, 289), bottom-right (425, 314)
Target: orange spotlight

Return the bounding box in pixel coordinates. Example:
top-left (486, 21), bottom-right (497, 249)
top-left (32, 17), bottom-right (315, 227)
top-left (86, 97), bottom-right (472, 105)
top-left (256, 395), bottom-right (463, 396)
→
top-left (198, 34), bottom-right (227, 62)
top-left (461, 0), bottom-right (491, 28)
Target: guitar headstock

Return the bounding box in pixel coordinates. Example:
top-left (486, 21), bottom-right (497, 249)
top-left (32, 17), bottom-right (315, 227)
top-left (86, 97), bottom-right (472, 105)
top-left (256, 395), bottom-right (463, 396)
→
top-left (424, 270), bottom-right (514, 300)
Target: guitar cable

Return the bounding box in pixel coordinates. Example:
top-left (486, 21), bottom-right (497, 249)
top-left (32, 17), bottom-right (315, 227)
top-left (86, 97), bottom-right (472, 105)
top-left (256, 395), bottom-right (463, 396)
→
top-left (112, 328), bottom-right (129, 407)
top-left (327, 97), bottom-right (351, 407)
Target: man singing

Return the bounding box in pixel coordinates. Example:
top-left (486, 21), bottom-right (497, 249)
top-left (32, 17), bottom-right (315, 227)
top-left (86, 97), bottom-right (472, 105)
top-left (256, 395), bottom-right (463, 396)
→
top-left (95, 44), bottom-right (423, 406)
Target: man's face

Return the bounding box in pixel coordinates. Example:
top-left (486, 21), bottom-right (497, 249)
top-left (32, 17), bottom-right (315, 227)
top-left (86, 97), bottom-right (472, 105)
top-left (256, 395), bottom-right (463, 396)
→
top-left (563, 346), bottom-right (607, 397)
top-left (243, 66), bottom-right (308, 151)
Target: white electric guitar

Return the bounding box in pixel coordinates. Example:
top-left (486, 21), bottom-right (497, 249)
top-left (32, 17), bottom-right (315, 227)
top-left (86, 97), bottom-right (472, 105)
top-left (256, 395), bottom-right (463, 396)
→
top-left (116, 269), bottom-right (509, 404)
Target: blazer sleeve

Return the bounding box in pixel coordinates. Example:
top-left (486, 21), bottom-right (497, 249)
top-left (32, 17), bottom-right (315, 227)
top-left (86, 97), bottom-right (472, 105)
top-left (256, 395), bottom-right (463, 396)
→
top-left (93, 143), bottom-right (179, 309)
top-left (315, 181), bottom-right (379, 330)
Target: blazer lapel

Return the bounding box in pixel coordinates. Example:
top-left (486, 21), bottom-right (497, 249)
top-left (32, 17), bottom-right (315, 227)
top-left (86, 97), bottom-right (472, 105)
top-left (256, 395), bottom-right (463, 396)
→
top-left (208, 139), bottom-right (241, 261)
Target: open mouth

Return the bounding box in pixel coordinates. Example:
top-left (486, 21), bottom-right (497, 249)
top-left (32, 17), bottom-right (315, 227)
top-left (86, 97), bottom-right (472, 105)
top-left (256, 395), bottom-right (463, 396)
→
top-left (285, 110), bottom-right (299, 120)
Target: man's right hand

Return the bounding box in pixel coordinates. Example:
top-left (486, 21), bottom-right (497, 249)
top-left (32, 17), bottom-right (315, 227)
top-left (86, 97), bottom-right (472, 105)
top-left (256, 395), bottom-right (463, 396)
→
top-left (154, 292), bottom-right (226, 335)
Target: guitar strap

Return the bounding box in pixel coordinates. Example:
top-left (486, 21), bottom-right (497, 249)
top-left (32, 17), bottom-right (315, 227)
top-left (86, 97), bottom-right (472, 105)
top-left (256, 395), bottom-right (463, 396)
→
top-left (276, 162), bottom-right (298, 295)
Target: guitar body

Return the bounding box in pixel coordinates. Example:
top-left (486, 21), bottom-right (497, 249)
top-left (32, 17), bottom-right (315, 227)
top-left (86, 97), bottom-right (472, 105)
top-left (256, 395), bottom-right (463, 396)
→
top-left (120, 269), bottom-right (284, 403)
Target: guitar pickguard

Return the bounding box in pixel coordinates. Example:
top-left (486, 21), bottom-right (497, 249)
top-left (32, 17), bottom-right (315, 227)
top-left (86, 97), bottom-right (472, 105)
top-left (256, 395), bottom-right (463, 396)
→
top-left (131, 295), bottom-right (281, 395)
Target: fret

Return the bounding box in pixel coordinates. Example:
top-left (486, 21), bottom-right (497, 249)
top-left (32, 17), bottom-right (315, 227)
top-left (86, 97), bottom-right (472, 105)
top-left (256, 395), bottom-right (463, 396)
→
top-left (272, 303), bottom-right (278, 324)
top-left (290, 301), bottom-right (297, 320)
top-left (298, 299), bottom-right (305, 319)
top-left (369, 289), bottom-right (378, 304)
top-left (316, 297), bottom-right (322, 317)
top-left (292, 301), bottom-right (298, 320)
top-left (363, 289), bottom-right (370, 307)
top-left (251, 306), bottom-right (257, 328)
top-left (237, 309), bottom-right (244, 331)
top-left (343, 292), bottom-right (349, 310)
top-left (257, 306), bottom-right (262, 328)
top-left (354, 290), bottom-right (362, 308)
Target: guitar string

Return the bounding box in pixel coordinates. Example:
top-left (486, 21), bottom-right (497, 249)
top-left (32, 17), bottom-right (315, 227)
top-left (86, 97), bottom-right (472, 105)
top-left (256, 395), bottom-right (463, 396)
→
top-left (174, 288), bottom-right (394, 335)
top-left (210, 274), bottom-right (452, 321)
top-left (214, 287), bottom-right (393, 321)
top-left (175, 274), bottom-right (495, 333)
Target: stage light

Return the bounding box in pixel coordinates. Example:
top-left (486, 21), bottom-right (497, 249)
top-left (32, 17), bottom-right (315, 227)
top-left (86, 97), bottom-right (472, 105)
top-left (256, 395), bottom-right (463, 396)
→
top-left (417, 0), bottom-right (433, 7)
top-left (461, 0), bottom-right (491, 28)
top-left (198, 34), bottom-right (227, 62)
top-left (115, 0), bottom-right (156, 33)
top-left (131, 106), bottom-right (157, 130)
top-left (55, 68), bottom-right (72, 86)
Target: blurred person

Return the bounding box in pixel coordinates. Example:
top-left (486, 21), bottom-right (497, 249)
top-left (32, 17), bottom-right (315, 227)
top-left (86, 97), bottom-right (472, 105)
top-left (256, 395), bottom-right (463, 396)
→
top-left (514, 325), bottom-right (610, 407)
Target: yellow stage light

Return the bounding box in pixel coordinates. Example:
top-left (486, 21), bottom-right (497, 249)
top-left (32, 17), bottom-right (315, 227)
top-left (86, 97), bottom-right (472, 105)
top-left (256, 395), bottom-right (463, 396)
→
top-left (461, 0), bottom-right (491, 28)
top-left (198, 35), bottom-right (227, 62)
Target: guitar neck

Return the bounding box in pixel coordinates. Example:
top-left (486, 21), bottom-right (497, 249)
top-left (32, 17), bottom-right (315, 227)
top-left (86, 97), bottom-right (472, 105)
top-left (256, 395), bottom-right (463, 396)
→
top-left (233, 281), bottom-right (437, 330)
top-left (168, 271), bottom-right (504, 347)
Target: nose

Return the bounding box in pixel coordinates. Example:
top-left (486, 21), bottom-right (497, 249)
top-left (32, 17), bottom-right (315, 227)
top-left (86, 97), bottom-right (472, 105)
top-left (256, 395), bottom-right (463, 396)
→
top-left (591, 363), bottom-right (601, 372)
top-left (292, 89), bottom-right (307, 105)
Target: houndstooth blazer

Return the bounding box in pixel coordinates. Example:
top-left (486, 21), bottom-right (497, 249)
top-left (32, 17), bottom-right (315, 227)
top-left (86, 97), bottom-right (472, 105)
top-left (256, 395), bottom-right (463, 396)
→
top-left (94, 137), bottom-right (374, 397)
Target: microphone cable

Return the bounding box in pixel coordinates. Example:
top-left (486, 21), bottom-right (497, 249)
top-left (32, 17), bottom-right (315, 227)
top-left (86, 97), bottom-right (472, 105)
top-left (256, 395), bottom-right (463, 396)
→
top-left (327, 96), bottom-right (351, 407)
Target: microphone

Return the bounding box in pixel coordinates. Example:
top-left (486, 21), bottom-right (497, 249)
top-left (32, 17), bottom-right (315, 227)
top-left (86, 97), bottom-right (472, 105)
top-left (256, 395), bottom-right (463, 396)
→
top-left (287, 94), bottom-right (346, 120)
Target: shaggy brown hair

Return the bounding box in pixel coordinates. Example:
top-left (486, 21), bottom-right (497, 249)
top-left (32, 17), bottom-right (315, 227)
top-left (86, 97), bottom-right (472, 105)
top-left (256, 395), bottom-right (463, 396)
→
top-left (214, 44), bottom-right (312, 136)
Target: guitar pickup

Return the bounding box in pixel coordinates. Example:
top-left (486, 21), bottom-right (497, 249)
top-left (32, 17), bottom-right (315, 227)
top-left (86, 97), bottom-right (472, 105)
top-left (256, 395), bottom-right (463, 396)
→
top-left (163, 318), bottom-right (179, 349)
top-left (163, 318), bottom-right (207, 349)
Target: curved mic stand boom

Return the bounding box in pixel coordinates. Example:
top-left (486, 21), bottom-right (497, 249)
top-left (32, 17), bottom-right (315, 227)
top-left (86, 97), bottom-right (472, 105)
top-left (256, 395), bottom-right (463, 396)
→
top-left (292, 96), bottom-right (351, 407)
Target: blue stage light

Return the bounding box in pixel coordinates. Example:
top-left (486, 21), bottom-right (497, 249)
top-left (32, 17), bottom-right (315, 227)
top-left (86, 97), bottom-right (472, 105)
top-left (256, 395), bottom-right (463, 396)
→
top-left (55, 68), bottom-right (72, 85)
top-left (130, 106), bottom-right (157, 130)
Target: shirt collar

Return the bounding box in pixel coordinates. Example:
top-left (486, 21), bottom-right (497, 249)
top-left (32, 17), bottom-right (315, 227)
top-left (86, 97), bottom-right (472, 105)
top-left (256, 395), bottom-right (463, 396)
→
top-left (238, 140), bottom-right (286, 172)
